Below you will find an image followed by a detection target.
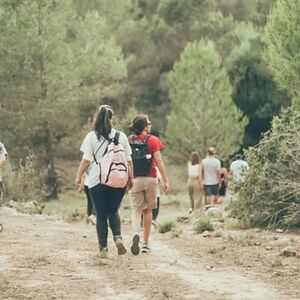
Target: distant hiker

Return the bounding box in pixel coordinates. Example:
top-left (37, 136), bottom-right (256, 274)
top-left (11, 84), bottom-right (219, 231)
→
top-left (187, 151), bottom-right (203, 213)
top-left (218, 159), bottom-right (229, 202)
top-left (0, 142), bottom-right (8, 196)
top-left (75, 104), bottom-right (133, 258)
top-left (201, 147), bottom-right (221, 206)
top-left (128, 115), bottom-right (169, 255)
top-left (229, 154), bottom-right (249, 183)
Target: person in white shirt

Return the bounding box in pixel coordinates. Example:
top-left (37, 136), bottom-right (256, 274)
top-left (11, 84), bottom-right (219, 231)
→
top-left (229, 154), bottom-right (249, 183)
top-left (201, 147), bottom-right (221, 206)
top-left (0, 142), bottom-right (8, 196)
top-left (75, 104), bottom-right (133, 258)
top-left (187, 151), bottom-right (203, 213)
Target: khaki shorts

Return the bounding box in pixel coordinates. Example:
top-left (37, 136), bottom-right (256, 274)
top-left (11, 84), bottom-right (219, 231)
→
top-left (129, 177), bottom-right (158, 210)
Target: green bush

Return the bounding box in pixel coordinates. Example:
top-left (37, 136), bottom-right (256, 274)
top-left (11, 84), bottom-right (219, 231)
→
top-left (193, 217), bottom-right (214, 234)
top-left (229, 107), bottom-right (300, 228)
top-left (158, 220), bottom-right (176, 233)
top-left (1, 152), bottom-right (47, 204)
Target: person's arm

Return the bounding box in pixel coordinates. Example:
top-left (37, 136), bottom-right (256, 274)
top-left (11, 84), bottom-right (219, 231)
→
top-left (75, 159), bottom-right (90, 190)
top-left (198, 163), bottom-right (203, 188)
top-left (154, 151), bottom-right (169, 194)
top-left (127, 160), bottom-right (134, 190)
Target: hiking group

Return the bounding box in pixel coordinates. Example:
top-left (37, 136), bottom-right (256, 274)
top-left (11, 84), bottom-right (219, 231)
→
top-left (187, 148), bottom-right (249, 214)
top-left (75, 104), bottom-right (169, 258)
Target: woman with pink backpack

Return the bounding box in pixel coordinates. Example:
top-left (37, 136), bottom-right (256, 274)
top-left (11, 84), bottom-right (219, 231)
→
top-left (75, 104), bottom-right (133, 258)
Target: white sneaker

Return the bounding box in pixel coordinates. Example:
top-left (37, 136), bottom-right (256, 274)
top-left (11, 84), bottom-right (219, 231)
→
top-left (141, 244), bottom-right (151, 253)
top-left (188, 208), bottom-right (193, 214)
top-left (88, 215), bottom-right (97, 225)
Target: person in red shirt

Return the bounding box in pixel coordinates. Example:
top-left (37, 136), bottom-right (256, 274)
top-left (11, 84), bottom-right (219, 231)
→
top-left (128, 115), bottom-right (169, 254)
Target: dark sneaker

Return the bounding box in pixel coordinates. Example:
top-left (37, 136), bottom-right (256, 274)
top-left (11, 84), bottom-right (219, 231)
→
top-left (130, 233), bottom-right (140, 256)
top-left (141, 244), bottom-right (151, 253)
top-left (114, 236), bottom-right (127, 256)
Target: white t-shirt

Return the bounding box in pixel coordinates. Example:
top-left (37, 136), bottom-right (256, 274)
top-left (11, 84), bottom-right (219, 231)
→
top-left (80, 129), bottom-right (132, 188)
top-left (202, 156), bottom-right (221, 185)
top-left (230, 159), bottom-right (249, 182)
top-left (187, 163), bottom-right (200, 177)
top-left (0, 142), bottom-right (8, 182)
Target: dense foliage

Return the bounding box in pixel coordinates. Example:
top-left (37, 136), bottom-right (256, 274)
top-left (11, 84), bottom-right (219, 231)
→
top-left (231, 0), bottom-right (300, 228)
top-left (264, 0), bottom-right (300, 100)
top-left (230, 108), bottom-right (300, 228)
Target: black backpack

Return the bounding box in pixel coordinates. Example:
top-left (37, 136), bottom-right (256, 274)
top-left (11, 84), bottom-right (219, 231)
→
top-left (129, 134), bottom-right (152, 176)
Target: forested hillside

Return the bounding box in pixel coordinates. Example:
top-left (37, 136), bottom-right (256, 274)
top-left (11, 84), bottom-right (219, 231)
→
top-left (0, 0), bottom-right (297, 222)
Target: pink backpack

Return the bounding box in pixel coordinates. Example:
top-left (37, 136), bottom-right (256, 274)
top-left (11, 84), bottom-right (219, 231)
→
top-left (99, 132), bottom-right (128, 188)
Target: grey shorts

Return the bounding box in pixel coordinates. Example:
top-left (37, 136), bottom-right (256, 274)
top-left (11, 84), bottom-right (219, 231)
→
top-left (204, 184), bottom-right (219, 196)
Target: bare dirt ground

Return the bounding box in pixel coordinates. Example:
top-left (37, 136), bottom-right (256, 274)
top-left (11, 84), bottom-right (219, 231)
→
top-left (0, 206), bottom-right (299, 300)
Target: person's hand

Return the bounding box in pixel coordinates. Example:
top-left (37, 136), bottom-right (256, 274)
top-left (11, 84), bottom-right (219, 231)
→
top-left (163, 180), bottom-right (170, 194)
top-left (75, 176), bottom-right (82, 192)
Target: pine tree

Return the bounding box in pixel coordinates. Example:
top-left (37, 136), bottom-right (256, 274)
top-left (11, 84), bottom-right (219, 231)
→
top-left (0, 0), bottom-right (127, 198)
top-left (166, 40), bottom-right (247, 161)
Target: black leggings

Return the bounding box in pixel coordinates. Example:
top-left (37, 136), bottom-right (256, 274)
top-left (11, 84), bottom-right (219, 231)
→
top-left (84, 185), bottom-right (95, 216)
top-left (89, 184), bottom-right (126, 249)
top-left (152, 197), bottom-right (160, 221)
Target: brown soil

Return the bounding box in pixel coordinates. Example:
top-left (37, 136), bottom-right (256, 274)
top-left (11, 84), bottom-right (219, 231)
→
top-left (0, 207), bottom-right (299, 300)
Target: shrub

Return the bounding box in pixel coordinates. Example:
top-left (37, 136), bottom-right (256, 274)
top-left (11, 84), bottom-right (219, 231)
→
top-left (158, 220), bottom-right (176, 233)
top-left (193, 217), bottom-right (214, 234)
top-left (1, 152), bottom-right (47, 204)
top-left (229, 107), bottom-right (300, 228)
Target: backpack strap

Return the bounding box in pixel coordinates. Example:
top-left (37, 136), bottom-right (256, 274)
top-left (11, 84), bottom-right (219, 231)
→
top-left (92, 137), bottom-right (107, 164)
top-left (113, 131), bottom-right (120, 145)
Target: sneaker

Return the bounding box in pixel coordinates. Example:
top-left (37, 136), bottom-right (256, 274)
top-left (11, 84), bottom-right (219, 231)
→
top-left (130, 233), bottom-right (140, 256)
top-left (152, 220), bottom-right (157, 228)
top-left (141, 244), bottom-right (151, 253)
top-left (99, 247), bottom-right (108, 259)
top-left (188, 208), bottom-right (193, 214)
top-left (88, 215), bottom-right (97, 225)
top-left (114, 236), bottom-right (127, 256)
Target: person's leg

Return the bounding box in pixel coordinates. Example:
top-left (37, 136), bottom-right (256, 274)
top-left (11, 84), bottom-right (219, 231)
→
top-left (188, 178), bottom-right (194, 211)
top-left (142, 208), bottom-right (152, 245)
top-left (194, 180), bottom-right (203, 210)
top-left (142, 178), bottom-right (157, 251)
top-left (129, 178), bottom-right (147, 255)
top-left (152, 197), bottom-right (159, 221)
top-left (213, 184), bottom-right (219, 205)
top-left (204, 185), bottom-right (210, 205)
top-left (89, 184), bottom-right (109, 250)
top-left (105, 186), bottom-right (126, 255)
top-left (84, 185), bottom-right (93, 216)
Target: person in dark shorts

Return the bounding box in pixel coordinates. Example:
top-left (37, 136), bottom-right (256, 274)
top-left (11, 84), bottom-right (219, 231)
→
top-left (201, 147), bottom-right (221, 206)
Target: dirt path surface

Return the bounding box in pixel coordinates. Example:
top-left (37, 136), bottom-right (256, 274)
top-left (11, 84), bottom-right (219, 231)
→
top-left (0, 207), bottom-right (299, 300)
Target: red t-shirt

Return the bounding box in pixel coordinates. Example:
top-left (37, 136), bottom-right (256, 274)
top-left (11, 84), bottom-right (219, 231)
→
top-left (129, 131), bottom-right (164, 178)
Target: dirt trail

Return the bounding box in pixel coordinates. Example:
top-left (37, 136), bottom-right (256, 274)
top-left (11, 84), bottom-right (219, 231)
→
top-left (0, 208), bottom-right (297, 300)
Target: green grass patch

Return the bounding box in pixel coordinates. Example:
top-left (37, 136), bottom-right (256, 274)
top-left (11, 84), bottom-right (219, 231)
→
top-left (158, 219), bottom-right (176, 233)
top-left (193, 217), bottom-right (214, 234)
top-left (43, 190), bottom-right (86, 217)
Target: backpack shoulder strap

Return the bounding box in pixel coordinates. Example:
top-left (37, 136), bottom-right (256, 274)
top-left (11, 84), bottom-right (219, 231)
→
top-left (113, 131), bottom-right (120, 145)
top-left (92, 137), bottom-right (107, 164)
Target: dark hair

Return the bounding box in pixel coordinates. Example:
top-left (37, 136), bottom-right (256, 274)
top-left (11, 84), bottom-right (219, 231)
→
top-left (94, 104), bottom-right (114, 140)
top-left (129, 114), bottom-right (150, 134)
top-left (190, 152), bottom-right (200, 165)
